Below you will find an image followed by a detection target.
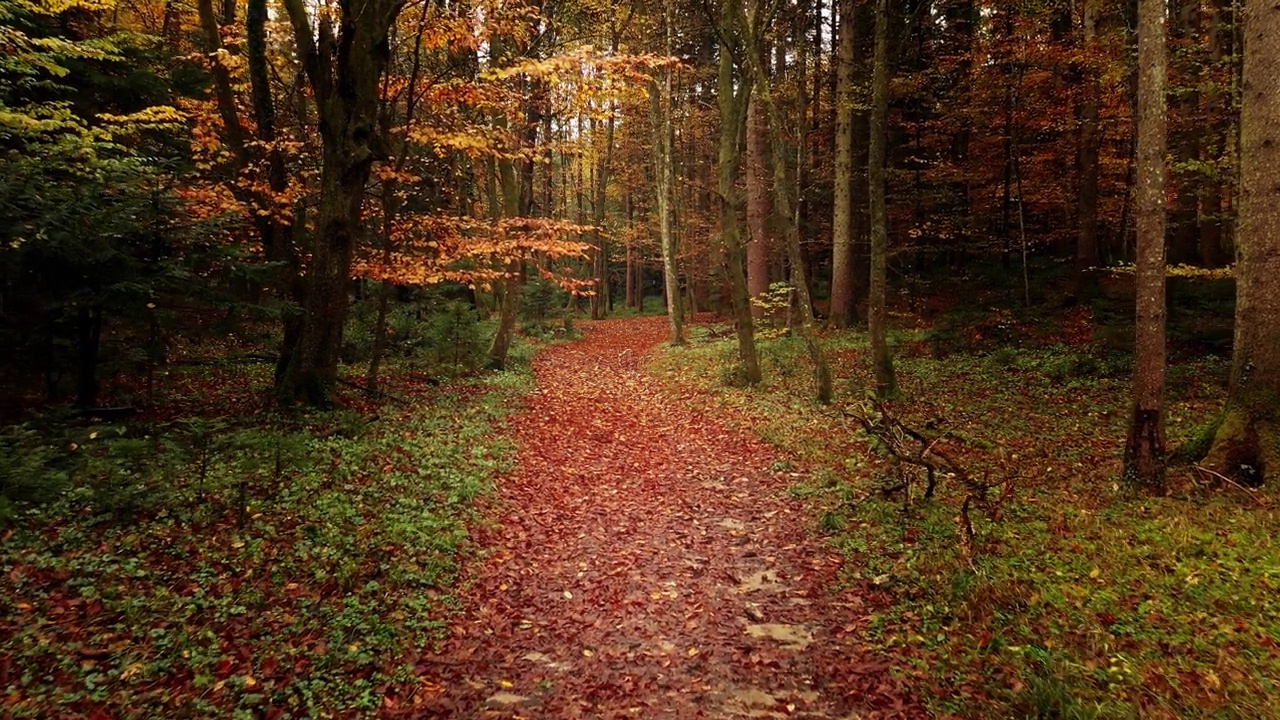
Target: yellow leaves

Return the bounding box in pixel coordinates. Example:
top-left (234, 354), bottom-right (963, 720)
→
top-left (96, 106), bottom-right (186, 134)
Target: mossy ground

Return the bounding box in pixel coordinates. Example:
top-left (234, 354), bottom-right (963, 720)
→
top-left (651, 315), bottom-right (1279, 719)
top-left (1, 346), bottom-right (535, 718)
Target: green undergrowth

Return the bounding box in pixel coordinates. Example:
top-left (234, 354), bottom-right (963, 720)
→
top-left (653, 323), bottom-right (1278, 719)
top-left (0, 356), bottom-right (533, 718)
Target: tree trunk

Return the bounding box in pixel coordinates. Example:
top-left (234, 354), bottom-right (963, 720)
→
top-left (830, 0), bottom-right (856, 329)
top-left (592, 98), bottom-right (616, 320)
top-left (1204, 0), bottom-right (1280, 486)
top-left (715, 2), bottom-right (762, 384)
top-left (653, 0), bottom-right (683, 345)
top-left (75, 304), bottom-right (102, 408)
top-left (487, 150), bottom-right (523, 370)
top-left (868, 0), bottom-right (897, 400)
top-left (1123, 0), bottom-right (1168, 489)
top-left (278, 0), bottom-right (401, 405)
top-left (738, 1), bottom-right (831, 404)
top-left (745, 100), bottom-right (772, 316)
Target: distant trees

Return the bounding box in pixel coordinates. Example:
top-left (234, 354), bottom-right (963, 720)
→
top-left (1, 0), bottom-right (1276, 441)
top-left (867, 0), bottom-right (896, 400)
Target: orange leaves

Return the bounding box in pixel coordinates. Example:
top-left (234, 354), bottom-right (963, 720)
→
top-left (352, 215), bottom-right (595, 291)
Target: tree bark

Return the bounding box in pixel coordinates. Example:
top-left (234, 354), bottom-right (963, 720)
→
top-left (1123, 0), bottom-right (1168, 489)
top-left (737, 0), bottom-right (832, 404)
top-left (653, 0), bottom-right (683, 345)
top-left (278, 0), bottom-right (402, 405)
top-left (830, 0), bottom-right (855, 329)
top-left (745, 97), bottom-right (772, 316)
top-left (715, 13), bottom-right (761, 385)
top-left (1204, 0), bottom-right (1280, 486)
top-left (592, 94), bottom-right (616, 320)
top-left (868, 0), bottom-right (897, 400)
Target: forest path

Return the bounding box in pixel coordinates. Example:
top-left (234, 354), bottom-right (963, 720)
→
top-left (405, 317), bottom-right (915, 719)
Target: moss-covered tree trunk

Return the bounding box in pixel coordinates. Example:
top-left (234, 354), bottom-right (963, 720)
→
top-left (1123, 0), bottom-right (1168, 489)
top-left (737, 0), bottom-right (832, 405)
top-left (1204, 0), bottom-right (1280, 485)
top-left (715, 4), bottom-right (762, 385)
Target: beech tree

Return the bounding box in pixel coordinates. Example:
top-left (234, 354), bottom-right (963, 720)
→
top-left (829, 0), bottom-right (855, 329)
top-left (652, 0), bottom-right (683, 345)
top-left (1204, 0), bottom-right (1279, 485)
top-left (1123, 0), bottom-right (1168, 488)
top-left (278, 0), bottom-right (407, 405)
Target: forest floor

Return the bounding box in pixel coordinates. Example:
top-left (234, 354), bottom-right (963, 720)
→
top-left (403, 316), bottom-right (918, 719)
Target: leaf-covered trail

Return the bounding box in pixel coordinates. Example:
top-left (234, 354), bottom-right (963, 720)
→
top-left (403, 317), bottom-right (915, 719)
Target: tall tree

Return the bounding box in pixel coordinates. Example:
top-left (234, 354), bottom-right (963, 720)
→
top-left (867, 0), bottom-right (896, 399)
top-left (745, 97), bottom-right (773, 316)
top-left (714, 0), bottom-right (762, 384)
top-left (829, 0), bottom-right (855, 328)
top-left (1204, 0), bottom-right (1280, 485)
top-left (279, 0), bottom-right (406, 405)
top-left (653, 0), bottom-right (683, 345)
top-left (195, 0), bottom-right (303, 382)
top-left (736, 0), bottom-right (832, 404)
top-left (1123, 0), bottom-right (1168, 488)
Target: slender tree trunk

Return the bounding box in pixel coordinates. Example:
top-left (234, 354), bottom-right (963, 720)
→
top-left (75, 304), bottom-right (102, 408)
top-left (488, 69), bottom-right (541, 370)
top-left (745, 100), bottom-right (772, 316)
top-left (739, 2), bottom-right (831, 404)
top-left (487, 153), bottom-right (523, 370)
top-left (715, 1), bottom-right (761, 385)
top-left (830, 0), bottom-right (856, 328)
top-left (1204, 0), bottom-right (1280, 485)
top-left (592, 97), bottom-right (616, 320)
top-left (1123, 0), bottom-right (1168, 489)
top-left (654, 0), bottom-right (683, 345)
top-left (868, 0), bottom-right (897, 400)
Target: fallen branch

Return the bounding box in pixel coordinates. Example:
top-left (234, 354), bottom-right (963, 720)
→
top-left (1193, 464), bottom-right (1263, 506)
top-left (336, 377), bottom-right (408, 405)
top-left (170, 353), bottom-right (277, 366)
top-left (843, 400), bottom-right (1015, 559)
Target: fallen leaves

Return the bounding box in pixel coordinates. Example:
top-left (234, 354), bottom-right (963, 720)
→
top-left (402, 317), bottom-right (918, 719)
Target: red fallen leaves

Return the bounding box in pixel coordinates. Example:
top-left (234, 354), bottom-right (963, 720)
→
top-left (392, 316), bottom-right (922, 719)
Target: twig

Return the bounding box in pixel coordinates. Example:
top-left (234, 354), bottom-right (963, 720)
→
top-left (336, 377), bottom-right (407, 405)
top-left (1193, 465), bottom-right (1263, 506)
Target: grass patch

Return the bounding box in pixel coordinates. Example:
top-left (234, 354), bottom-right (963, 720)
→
top-left (1, 358), bottom-right (532, 718)
top-left (650, 323), bottom-right (1277, 719)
